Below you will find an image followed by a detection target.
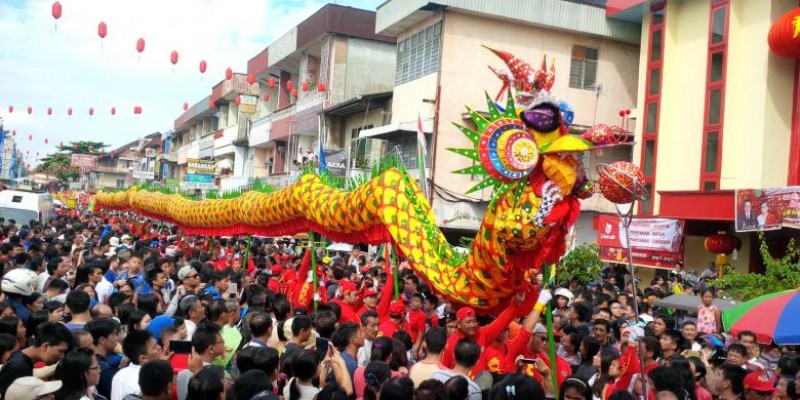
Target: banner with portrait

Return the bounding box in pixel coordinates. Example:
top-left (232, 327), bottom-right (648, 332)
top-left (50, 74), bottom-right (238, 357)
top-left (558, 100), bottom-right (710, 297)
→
top-left (735, 187), bottom-right (800, 232)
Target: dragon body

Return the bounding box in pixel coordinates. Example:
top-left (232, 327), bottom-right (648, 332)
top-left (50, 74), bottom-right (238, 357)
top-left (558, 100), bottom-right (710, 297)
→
top-left (95, 47), bottom-right (603, 314)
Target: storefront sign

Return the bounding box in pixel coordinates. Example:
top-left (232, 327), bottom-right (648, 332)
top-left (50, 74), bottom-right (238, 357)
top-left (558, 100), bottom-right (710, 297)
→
top-left (597, 215), bottom-right (684, 269)
top-left (70, 154), bottom-right (97, 168)
top-left (323, 149), bottom-right (348, 177)
top-left (185, 173), bottom-right (214, 183)
top-left (597, 215), bottom-right (684, 252)
top-left (239, 95), bottom-right (258, 114)
top-left (180, 181), bottom-right (216, 190)
top-left (131, 170), bottom-right (155, 180)
top-left (735, 187), bottom-right (800, 232)
top-left (187, 159), bottom-right (215, 174)
top-left (599, 246), bottom-right (684, 270)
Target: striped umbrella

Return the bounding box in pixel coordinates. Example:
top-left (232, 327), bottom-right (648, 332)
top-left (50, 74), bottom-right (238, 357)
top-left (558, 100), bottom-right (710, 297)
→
top-left (722, 290), bottom-right (800, 345)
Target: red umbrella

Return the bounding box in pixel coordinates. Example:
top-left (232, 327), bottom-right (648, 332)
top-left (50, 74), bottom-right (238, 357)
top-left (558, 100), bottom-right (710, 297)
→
top-left (724, 290), bottom-right (800, 345)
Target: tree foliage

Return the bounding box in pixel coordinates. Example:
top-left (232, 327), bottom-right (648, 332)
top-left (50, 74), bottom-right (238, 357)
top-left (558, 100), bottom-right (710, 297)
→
top-left (557, 242), bottom-right (603, 285)
top-left (36, 141), bottom-right (109, 182)
top-left (56, 141), bottom-right (108, 155)
top-left (712, 232), bottom-right (800, 301)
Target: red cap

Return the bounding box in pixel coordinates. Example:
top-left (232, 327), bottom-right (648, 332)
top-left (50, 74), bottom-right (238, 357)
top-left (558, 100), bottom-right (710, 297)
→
top-left (360, 265), bottom-right (372, 273)
top-left (389, 301), bottom-right (406, 317)
top-left (363, 288), bottom-right (379, 297)
top-left (339, 280), bottom-right (358, 293)
top-left (456, 307), bottom-right (476, 320)
top-left (270, 265), bottom-right (283, 275)
top-left (744, 372), bottom-right (775, 393)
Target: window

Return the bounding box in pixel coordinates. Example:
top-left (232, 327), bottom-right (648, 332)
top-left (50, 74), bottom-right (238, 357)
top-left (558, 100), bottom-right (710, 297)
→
top-left (710, 52), bottom-right (724, 82)
top-left (641, 183), bottom-right (654, 214)
top-left (711, 7), bottom-right (727, 44)
top-left (350, 125), bottom-right (374, 169)
top-left (639, 4), bottom-right (665, 216)
top-left (708, 89), bottom-right (722, 124)
top-left (395, 22), bottom-right (441, 85)
top-left (644, 140), bottom-right (656, 176)
top-left (645, 102), bottom-right (658, 133)
top-left (650, 30), bottom-right (662, 62)
top-left (116, 179), bottom-right (126, 188)
top-left (648, 68), bottom-right (661, 96)
top-left (704, 131), bottom-right (719, 173)
top-left (386, 134), bottom-right (430, 169)
top-left (569, 45), bottom-right (599, 90)
top-left (703, 181), bottom-right (717, 191)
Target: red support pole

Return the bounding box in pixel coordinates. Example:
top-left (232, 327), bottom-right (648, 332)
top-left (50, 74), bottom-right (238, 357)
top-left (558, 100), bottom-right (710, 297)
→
top-left (788, 60), bottom-right (800, 185)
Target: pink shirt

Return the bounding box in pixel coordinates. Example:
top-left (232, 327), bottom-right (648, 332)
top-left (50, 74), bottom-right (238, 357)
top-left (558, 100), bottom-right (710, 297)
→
top-left (353, 366), bottom-right (405, 399)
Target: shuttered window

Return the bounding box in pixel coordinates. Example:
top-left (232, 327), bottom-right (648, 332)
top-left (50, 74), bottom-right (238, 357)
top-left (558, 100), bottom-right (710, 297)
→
top-left (395, 22), bottom-right (442, 85)
top-left (569, 45), bottom-right (599, 90)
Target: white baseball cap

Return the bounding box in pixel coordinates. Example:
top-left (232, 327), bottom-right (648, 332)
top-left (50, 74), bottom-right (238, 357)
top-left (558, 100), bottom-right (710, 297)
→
top-left (6, 377), bottom-right (62, 400)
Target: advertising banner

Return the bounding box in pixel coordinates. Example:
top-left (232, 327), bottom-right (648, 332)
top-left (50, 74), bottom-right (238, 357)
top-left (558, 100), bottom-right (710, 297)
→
top-left (597, 215), bottom-right (684, 269)
top-left (323, 149), bottom-right (348, 177)
top-left (187, 159), bottom-right (215, 175)
top-left (185, 173), bottom-right (214, 183)
top-left (239, 95), bottom-right (258, 114)
top-left (131, 170), bottom-right (155, 180)
top-left (735, 187), bottom-right (800, 232)
top-left (70, 154), bottom-right (97, 168)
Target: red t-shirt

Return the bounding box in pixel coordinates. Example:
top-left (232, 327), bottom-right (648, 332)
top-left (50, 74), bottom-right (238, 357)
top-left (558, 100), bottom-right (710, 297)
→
top-left (407, 309), bottom-right (427, 343)
top-left (499, 328), bottom-right (571, 387)
top-left (332, 298), bottom-right (361, 325)
top-left (378, 318), bottom-right (409, 339)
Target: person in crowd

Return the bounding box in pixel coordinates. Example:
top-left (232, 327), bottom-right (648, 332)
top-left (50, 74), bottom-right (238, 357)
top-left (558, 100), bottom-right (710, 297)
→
top-left (409, 326), bottom-right (447, 388)
top-left (65, 290), bottom-right (92, 331)
top-left (131, 360), bottom-right (174, 400)
top-left (357, 311), bottom-right (379, 367)
top-left (87, 317), bottom-right (123, 400)
top-left (6, 376), bottom-right (63, 400)
top-left (110, 329), bottom-right (163, 400)
top-left (176, 322), bottom-right (226, 400)
top-left (432, 338), bottom-right (482, 400)
top-left (713, 364), bottom-right (746, 400)
top-left (0, 321), bottom-right (74, 397)
top-left (187, 365), bottom-right (226, 400)
top-left (696, 290), bottom-right (721, 334)
top-left (243, 311), bottom-right (272, 349)
top-left (53, 348), bottom-right (103, 400)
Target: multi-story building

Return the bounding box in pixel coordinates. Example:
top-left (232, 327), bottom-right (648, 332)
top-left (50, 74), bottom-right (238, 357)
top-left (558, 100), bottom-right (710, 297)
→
top-left (608, 0), bottom-right (799, 279)
top-left (246, 4), bottom-right (396, 187)
top-left (92, 132), bottom-right (161, 190)
top-left (374, 0), bottom-right (641, 242)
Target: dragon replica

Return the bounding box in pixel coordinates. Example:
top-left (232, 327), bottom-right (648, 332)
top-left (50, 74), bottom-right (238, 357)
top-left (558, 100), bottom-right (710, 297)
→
top-left (95, 47), bottom-right (622, 315)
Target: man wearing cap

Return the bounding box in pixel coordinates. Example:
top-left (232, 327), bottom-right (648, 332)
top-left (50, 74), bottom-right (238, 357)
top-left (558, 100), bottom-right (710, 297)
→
top-left (742, 371), bottom-right (774, 400)
top-left (332, 280), bottom-right (361, 325)
top-left (357, 287), bottom-right (380, 318)
top-left (499, 290), bottom-right (571, 388)
top-left (379, 301), bottom-right (410, 339)
top-left (165, 266), bottom-right (201, 316)
top-left (119, 234), bottom-right (133, 250)
top-left (440, 290), bottom-right (532, 370)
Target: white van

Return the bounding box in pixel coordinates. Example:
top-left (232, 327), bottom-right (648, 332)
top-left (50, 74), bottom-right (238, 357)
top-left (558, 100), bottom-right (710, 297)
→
top-left (0, 190), bottom-right (55, 227)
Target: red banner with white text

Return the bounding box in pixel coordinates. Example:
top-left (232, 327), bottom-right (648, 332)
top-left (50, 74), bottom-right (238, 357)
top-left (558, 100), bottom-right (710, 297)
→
top-left (597, 215), bottom-right (684, 269)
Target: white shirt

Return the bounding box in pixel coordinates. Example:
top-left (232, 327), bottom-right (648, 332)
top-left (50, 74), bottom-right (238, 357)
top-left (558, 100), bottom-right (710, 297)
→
top-left (36, 271), bottom-right (50, 293)
top-left (357, 339), bottom-right (372, 367)
top-left (96, 277), bottom-right (114, 304)
top-left (110, 363), bottom-right (141, 400)
top-left (282, 378), bottom-right (320, 400)
top-left (185, 320), bottom-right (197, 341)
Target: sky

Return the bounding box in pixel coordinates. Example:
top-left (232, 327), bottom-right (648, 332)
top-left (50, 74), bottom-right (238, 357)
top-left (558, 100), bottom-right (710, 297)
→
top-left (0, 0), bottom-right (385, 165)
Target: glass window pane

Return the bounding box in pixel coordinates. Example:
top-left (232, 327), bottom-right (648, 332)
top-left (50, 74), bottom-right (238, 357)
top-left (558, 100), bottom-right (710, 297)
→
top-left (704, 181), bottom-right (717, 191)
top-left (705, 131), bottom-right (719, 173)
top-left (708, 89), bottom-right (722, 125)
top-left (641, 183), bottom-right (654, 214)
top-left (710, 52), bottom-right (723, 82)
top-left (650, 30), bottom-right (662, 62)
top-left (646, 102), bottom-right (658, 133)
top-left (652, 7), bottom-right (664, 25)
top-left (649, 68), bottom-right (660, 96)
top-left (585, 47), bottom-right (599, 61)
top-left (644, 139), bottom-right (655, 176)
top-left (711, 7), bottom-right (726, 44)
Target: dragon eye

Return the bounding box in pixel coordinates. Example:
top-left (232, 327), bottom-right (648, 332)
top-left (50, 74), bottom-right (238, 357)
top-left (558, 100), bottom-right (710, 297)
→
top-left (522, 103), bottom-right (561, 133)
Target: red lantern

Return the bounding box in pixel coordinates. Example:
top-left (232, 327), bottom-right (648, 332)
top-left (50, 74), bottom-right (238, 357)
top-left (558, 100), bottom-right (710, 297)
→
top-left (225, 67), bottom-right (233, 80)
top-left (247, 73), bottom-right (255, 85)
top-left (27, 106), bottom-right (32, 115)
top-left (262, 92), bottom-right (270, 102)
top-left (598, 161), bottom-right (646, 204)
top-left (110, 106), bottom-right (116, 116)
top-left (47, 107), bottom-right (52, 116)
top-left (183, 102), bottom-right (188, 111)
top-left (51, 1), bottom-right (62, 20)
top-left (618, 110), bottom-right (625, 117)
top-left (286, 81), bottom-right (294, 91)
top-left (318, 82), bottom-right (326, 92)
top-left (7, 106), bottom-right (12, 113)
top-left (170, 50), bottom-right (179, 65)
top-left (11, 131), bottom-right (15, 137)
top-left (98, 21), bottom-right (107, 39)
top-left (705, 231), bottom-right (742, 255)
top-left (199, 60), bottom-right (207, 74)
top-left (291, 88), bottom-right (298, 98)
top-left (136, 38), bottom-right (145, 53)
top-left (89, 107), bottom-right (94, 116)
top-left (267, 78), bottom-right (275, 89)
top-left (302, 82), bottom-right (309, 92)
top-left (208, 99), bottom-right (216, 109)
top-left (28, 134), bottom-right (32, 141)
top-left (67, 107), bottom-right (72, 116)
top-left (235, 96), bottom-right (241, 106)
top-left (769, 8), bottom-right (800, 58)
top-left (625, 109), bottom-right (631, 115)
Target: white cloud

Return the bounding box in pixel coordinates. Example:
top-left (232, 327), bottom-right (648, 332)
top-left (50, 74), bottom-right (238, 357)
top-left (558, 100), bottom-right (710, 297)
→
top-left (0, 0), bottom-right (384, 164)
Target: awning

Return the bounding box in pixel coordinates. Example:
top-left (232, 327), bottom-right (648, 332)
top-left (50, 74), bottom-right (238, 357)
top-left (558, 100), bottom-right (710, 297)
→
top-left (358, 119), bottom-right (433, 140)
top-left (322, 92), bottom-right (392, 117)
top-left (159, 154), bottom-right (178, 163)
top-left (658, 190), bottom-right (735, 221)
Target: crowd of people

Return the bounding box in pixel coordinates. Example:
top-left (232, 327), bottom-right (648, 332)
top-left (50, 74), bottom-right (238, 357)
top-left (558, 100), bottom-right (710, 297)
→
top-left (0, 210), bottom-right (796, 400)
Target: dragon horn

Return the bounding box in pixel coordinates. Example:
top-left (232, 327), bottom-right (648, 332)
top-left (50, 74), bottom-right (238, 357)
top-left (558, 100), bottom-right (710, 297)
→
top-left (482, 44), bottom-right (514, 64)
top-left (541, 54), bottom-right (547, 70)
top-left (550, 57), bottom-right (555, 72)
